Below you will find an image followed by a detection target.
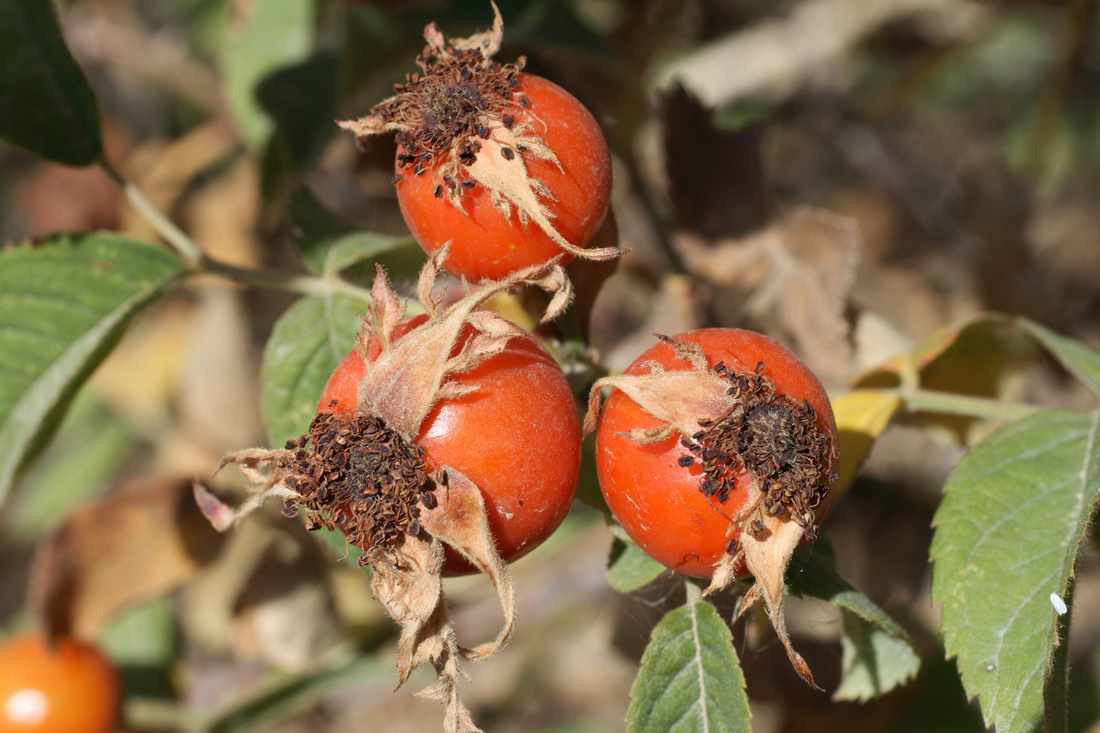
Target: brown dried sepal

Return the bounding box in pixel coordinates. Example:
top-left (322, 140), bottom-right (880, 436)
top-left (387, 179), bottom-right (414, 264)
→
top-left (336, 3), bottom-right (621, 263)
top-left (583, 335), bottom-right (837, 690)
top-left (197, 247), bottom-right (572, 733)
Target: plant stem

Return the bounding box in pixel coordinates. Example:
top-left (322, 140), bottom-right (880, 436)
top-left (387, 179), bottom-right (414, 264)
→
top-left (100, 160), bottom-right (205, 269)
top-left (902, 388), bottom-right (1040, 422)
top-left (685, 576), bottom-right (702, 604)
top-left (200, 257), bottom-right (375, 303)
top-left (100, 160), bottom-right (375, 303)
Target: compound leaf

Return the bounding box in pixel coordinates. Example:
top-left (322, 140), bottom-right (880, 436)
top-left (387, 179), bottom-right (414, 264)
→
top-left (285, 187), bottom-right (421, 279)
top-left (607, 524), bottom-right (666, 593)
top-left (1019, 318), bottom-right (1100, 400)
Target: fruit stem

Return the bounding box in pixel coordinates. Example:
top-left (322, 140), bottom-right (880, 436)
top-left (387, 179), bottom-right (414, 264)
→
top-left (684, 576), bottom-right (703, 604)
top-left (902, 388), bottom-right (1040, 422)
top-left (100, 160), bottom-right (375, 303)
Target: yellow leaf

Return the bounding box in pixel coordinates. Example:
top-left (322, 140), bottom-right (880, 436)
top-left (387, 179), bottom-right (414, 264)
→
top-left (832, 389), bottom-right (903, 496)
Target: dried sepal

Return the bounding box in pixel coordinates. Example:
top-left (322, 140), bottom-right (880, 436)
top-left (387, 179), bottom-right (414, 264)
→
top-left (704, 489), bottom-right (821, 690)
top-left (194, 451), bottom-right (301, 532)
top-left (419, 468), bottom-right (514, 662)
top-left (355, 246), bottom-right (571, 440)
top-left (585, 334), bottom-right (835, 689)
top-left (582, 338), bottom-right (730, 439)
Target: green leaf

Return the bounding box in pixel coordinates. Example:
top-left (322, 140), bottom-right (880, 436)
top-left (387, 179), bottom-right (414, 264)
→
top-left (0, 0), bottom-right (103, 165)
top-left (834, 612), bottom-right (920, 703)
top-left (4, 393), bottom-right (134, 542)
top-left (285, 187), bottom-right (421, 278)
top-left (931, 409), bottom-right (1100, 733)
top-left (260, 295), bottom-right (365, 447)
top-left (627, 597), bottom-right (751, 733)
top-left (286, 186), bottom-right (356, 270)
top-left (607, 524), bottom-right (666, 593)
top-left (224, 0), bottom-right (315, 151)
top-left (0, 234), bottom-right (184, 503)
top-left (99, 597), bottom-right (177, 699)
top-left (1018, 317), bottom-right (1100, 400)
top-left (787, 541), bottom-right (920, 700)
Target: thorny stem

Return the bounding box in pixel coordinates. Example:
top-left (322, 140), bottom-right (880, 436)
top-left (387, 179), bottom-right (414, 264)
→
top-left (99, 160), bottom-right (375, 303)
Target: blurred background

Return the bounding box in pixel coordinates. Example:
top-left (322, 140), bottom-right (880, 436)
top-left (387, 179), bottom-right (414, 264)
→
top-left (2, 0), bottom-right (1100, 730)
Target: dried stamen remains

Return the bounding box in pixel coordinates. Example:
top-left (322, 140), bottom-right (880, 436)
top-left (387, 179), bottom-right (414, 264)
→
top-left (678, 361), bottom-right (834, 543)
top-left (278, 408), bottom-right (439, 566)
top-left (382, 48), bottom-right (527, 203)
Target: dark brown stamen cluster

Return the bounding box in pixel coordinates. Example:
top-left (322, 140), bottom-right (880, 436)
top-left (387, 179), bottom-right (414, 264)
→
top-left (279, 406), bottom-right (437, 566)
top-left (372, 37), bottom-right (527, 195)
top-left (678, 362), bottom-right (835, 543)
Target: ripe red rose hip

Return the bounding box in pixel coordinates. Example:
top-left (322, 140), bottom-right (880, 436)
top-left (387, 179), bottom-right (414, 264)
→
top-left (317, 313), bottom-right (581, 573)
top-left (339, 6), bottom-right (618, 281)
top-left (0, 633), bottom-right (119, 733)
top-left (585, 328), bottom-right (838, 688)
top-left (199, 250), bottom-right (578, 727)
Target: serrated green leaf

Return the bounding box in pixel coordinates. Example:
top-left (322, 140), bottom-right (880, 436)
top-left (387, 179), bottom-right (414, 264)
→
top-left (628, 598), bottom-right (751, 733)
top-left (260, 295), bottom-right (366, 446)
top-left (787, 541), bottom-right (920, 700)
top-left (325, 234), bottom-right (420, 277)
top-left (834, 610), bottom-right (921, 703)
top-left (608, 532), bottom-right (666, 593)
top-left (1019, 318), bottom-right (1100, 400)
top-left (224, 0), bottom-right (315, 150)
top-left (285, 187), bottom-right (421, 278)
top-left (931, 409), bottom-right (1100, 733)
top-left (0, 234), bottom-right (184, 502)
top-left (0, 0), bottom-right (103, 165)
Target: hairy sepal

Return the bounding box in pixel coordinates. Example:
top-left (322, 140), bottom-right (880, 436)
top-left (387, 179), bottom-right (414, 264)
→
top-left (583, 336), bottom-right (730, 439)
top-left (585, 334), bottom-right (820, 689)
top-left (708, 502), bottom-right (820, 690)
top-left (356, 245), bottom-right (570, 439)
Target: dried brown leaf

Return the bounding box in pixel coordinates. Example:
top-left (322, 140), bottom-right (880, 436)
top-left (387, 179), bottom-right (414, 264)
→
top-left (30, 475), bottom-right (223, 639)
